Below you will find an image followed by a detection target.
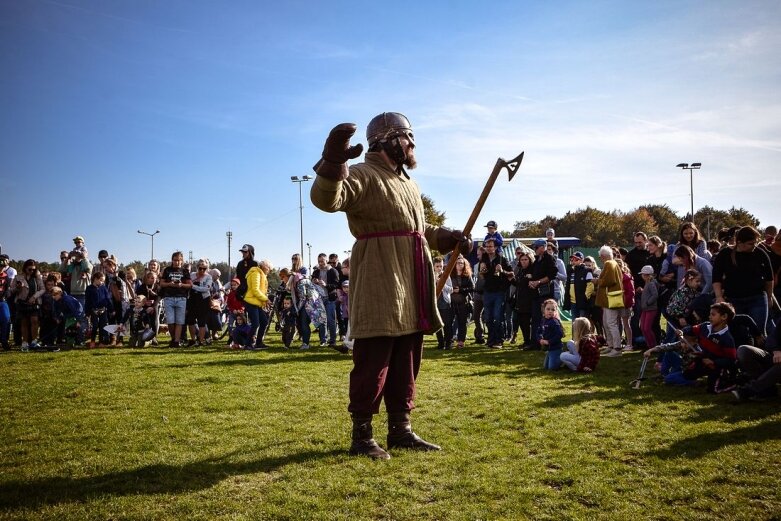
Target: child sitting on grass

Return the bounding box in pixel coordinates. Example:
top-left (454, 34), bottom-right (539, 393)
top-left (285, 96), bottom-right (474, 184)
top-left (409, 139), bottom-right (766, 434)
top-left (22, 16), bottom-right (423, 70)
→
top-left (561, 317), bottom-right (604, 372)
top-left (539, 298), bottom-right (564, 370)
top-left (644, 302), bottom-right (737, 392)
top-left (230, 313), bottom-right (252, 350)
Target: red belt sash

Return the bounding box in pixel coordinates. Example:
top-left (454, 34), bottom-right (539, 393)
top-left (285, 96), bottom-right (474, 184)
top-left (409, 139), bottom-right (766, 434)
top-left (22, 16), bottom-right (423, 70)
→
top-left (356, 230), bottom-right (430, 330)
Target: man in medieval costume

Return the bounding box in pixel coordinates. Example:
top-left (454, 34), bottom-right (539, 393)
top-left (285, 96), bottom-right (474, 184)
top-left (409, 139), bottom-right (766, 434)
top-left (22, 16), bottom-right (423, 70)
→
top-left (311, 112), bottom-right (470, 459)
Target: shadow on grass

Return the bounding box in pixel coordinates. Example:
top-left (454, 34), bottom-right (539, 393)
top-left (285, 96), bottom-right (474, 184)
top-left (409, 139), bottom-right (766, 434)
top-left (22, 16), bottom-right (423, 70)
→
top-left (198, 351), bottom-right (351, 368)
top-left (0, 447), bottom-right (343, 509)
top-left (124, 347), bottom-right (239, 356)
top-left (648, 421), bottom-right (781, 460)
top-left (124, 347), bottom-right (352, 368)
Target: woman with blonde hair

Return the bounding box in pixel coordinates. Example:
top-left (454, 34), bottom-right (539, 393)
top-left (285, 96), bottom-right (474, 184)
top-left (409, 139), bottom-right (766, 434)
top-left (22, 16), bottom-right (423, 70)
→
top-left (291, 253), bottom-right (305, 275)
top-left (125, 268), bottom-right (142, 294)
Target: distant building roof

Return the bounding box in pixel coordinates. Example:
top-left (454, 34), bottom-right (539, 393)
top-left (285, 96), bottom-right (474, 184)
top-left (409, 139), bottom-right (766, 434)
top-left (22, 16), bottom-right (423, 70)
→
top-left (515, 237), bottom-right (581, 247)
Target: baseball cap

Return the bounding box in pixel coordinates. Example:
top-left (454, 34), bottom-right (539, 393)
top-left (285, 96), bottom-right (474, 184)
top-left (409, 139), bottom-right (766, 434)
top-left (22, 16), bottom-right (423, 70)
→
top-left (73, 236), bottom-right (84, 242)
top-left (639, 265), bottom-right (655, 276)
top-left (532, 239), bottom-right (547, 248)
top-left (239, 244), bottom-right (251, 252)
top-left (570, 251), bottom-right (584, 260)
top-left (484, 220), bottom-right (497, 228)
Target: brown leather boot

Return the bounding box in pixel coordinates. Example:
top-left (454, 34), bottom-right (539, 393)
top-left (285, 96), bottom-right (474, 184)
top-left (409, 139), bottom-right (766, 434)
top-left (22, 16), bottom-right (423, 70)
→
top-left (349, 415), bottom-right (390, 460)
top-left (386, 411), bottom-right (441, 451)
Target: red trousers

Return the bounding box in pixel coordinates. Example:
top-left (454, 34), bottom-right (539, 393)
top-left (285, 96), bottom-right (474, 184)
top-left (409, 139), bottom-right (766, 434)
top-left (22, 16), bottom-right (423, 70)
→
top-left (348, 332), bottom-right (424, 415)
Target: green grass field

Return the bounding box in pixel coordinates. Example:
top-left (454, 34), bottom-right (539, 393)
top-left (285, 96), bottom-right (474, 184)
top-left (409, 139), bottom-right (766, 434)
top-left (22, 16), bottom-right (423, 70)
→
top-left (1, 326), bottom-right (780, 520)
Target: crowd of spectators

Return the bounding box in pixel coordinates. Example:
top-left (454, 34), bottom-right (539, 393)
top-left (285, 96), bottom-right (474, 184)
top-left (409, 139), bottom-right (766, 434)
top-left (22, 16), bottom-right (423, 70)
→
top-left (0, 222), bottom-right (779, 400)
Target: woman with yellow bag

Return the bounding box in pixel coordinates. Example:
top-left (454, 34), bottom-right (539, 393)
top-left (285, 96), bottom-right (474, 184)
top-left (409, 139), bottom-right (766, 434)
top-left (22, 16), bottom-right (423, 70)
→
top-left (595, 245), bottom-right (625, 357)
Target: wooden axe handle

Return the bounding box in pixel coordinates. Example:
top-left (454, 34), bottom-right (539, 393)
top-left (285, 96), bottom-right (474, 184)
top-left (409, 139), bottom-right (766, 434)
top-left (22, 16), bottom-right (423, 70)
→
top-left (436, 152), bottom-right (523, 296)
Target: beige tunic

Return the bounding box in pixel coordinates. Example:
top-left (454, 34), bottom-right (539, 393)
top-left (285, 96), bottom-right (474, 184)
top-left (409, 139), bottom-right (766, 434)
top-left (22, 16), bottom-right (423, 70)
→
top-left (310, 152), bottom-right (443, 339)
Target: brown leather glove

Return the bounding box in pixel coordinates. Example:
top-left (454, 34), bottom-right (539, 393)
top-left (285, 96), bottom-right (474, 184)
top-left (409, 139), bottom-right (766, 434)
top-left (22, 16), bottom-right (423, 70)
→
top-left (312, 123), bottom-right (365, 181)
top-left (436, 227), bottom-right (472, 256)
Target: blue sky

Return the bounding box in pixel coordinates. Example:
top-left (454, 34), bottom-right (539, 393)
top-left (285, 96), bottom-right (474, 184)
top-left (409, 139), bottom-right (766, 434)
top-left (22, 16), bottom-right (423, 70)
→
top-left (2, 0), bottom-right (780, 270)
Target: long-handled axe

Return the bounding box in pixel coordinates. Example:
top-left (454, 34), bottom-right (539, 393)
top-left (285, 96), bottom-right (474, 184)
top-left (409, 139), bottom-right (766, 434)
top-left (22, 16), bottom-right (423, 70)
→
top-left (630, 357), bottom-right (650, 389)
top-left (436, 152), bottom-right (524, 296)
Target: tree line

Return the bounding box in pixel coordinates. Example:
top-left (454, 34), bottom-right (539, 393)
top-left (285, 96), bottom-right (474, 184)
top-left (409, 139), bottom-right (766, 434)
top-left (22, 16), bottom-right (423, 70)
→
top-left (509, 204), bottom-right (761, 247)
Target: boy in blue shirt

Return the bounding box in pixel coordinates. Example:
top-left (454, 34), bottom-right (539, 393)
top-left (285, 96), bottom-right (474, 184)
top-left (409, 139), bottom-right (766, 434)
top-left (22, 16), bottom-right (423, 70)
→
top-left (483, 220), bottom-right (503, 249)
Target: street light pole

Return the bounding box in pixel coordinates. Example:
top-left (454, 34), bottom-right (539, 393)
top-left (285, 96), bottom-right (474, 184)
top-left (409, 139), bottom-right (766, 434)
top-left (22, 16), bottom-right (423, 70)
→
top-left (291, 175), bottom-right (313, 259)
top-left (676, 163), bottom-right (701, 220)
top-left (137, 229), bottom-right (160, 261)
top-left (306, 242), bottom-right (312, 272)
top-left (226, 230), bottom-right (233, 280)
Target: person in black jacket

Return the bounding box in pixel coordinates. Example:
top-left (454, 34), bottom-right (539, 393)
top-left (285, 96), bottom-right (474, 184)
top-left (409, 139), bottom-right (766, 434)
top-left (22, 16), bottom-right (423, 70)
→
top-left (734, 317), bottom-right (780, 401)
top-left (626, 232), bottom-right (651, 346)
top-left (450, 255), bottom-right (474, 349)
top-left (513, 250), bottom-right (535, 348)
top-left (235, 244), bottom-right (258, 302)
top-left (525, 239), bottom-right (559, 350)
top-left (479, 238), bottom-right (514, 348)
top-left (712, 226), bottom-right (774, 335)
top-left (312, 253), bottom-right (342, 348)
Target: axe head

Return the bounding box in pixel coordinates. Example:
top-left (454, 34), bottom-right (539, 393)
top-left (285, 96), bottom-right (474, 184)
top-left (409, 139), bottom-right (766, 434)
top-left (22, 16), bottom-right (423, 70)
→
top-left (501, 151), bottom-right (524, 181)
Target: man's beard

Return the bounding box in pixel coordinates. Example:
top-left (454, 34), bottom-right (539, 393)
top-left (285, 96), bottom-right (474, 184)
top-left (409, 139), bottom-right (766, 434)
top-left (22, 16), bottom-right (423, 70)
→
top-left (404, 149), bottom-right (417, 169)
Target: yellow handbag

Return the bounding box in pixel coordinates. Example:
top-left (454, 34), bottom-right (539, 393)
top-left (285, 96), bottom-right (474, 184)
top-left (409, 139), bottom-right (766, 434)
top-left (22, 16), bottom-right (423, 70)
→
top-left (607, 289), bottom-right (624, 309)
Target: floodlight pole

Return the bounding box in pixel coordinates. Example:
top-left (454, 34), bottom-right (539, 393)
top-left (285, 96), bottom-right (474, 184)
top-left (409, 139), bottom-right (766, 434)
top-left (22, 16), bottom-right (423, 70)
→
top-left (137, 229), bottom-right (160, 261)
top-left (226, 230), bottom-right (233, 280)
top-left (676, 163), bottom-right (701, 219)
top-left (291, 175), bottom-right (313, 260)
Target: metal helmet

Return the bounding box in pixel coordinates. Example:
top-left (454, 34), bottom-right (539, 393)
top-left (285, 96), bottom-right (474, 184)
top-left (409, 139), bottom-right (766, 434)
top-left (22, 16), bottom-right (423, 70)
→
top-left (366, 112), bottom-right (414, 148)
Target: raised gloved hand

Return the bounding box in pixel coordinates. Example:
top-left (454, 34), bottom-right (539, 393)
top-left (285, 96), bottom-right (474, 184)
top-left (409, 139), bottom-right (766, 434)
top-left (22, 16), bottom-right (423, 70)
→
top-left (436, 227), bottom-right (472, 256)
top-left (312, 123), bottom-right (365, 181)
